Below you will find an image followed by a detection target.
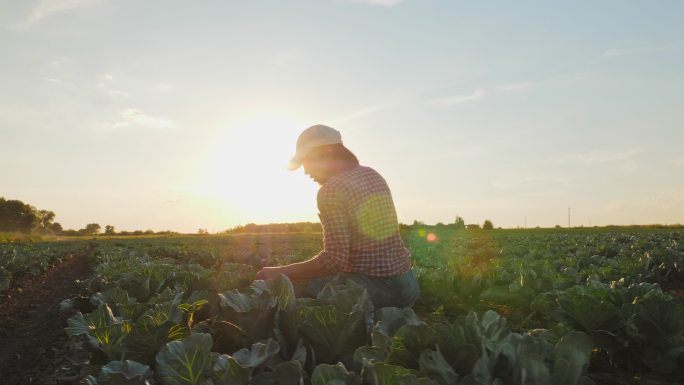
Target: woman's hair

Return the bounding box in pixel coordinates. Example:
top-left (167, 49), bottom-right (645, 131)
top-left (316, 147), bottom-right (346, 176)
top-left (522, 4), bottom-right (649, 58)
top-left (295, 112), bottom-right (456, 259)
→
top-left (309, 143), bottom-right (359, 166)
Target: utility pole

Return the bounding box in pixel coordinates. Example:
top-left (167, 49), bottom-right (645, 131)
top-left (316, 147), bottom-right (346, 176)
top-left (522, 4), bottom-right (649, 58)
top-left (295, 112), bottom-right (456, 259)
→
top-left (568, 207), bottom-right (571, 228)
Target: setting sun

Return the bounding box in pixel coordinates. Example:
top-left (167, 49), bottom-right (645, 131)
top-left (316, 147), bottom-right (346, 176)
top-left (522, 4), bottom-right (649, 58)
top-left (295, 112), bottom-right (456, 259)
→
top-left (191, 114), bottom-right (319, 225)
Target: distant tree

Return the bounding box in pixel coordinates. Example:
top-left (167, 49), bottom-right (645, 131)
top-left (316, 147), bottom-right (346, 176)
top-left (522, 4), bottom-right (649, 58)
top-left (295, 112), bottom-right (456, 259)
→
top-left (144, 229), bottom-right (155, 235)
top-left (454, 216), bottom-right (465, 229)
top-left (412, 220), bottom-right (424, 227)
top-left (104, 225), bottom-right (116, 235)
top-left (483, 220), bottom-right (494, 230)
top-left (0, 198), bottom-right (39, 233)
top-left (466, 224), bottom-right (481, 230)
top-left (50, 222), bottom-right (63, 234)
top-left (36, 210), bottom-right (56, 232)
top-left (436, 222), bottom-right (445, 227)
top-left (198, 228), bottom-right (208, 235)
top-left (83, 223), bottom-right (101, 235)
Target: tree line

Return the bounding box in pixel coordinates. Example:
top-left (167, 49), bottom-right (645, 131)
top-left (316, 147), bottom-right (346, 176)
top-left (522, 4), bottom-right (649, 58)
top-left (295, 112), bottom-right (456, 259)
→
top-left (0, 197), bottom-right (177, 236)
top-left (224, 222), bottom-right (323, 234)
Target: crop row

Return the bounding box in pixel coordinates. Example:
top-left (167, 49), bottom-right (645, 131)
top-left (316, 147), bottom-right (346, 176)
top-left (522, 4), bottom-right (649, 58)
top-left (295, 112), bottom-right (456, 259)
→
top-left (60, 230), bottom-right (684, 384)
top-left (0, 240), bottom-right (91, 291)
top-left (64, 244), bottom-right (598, 385)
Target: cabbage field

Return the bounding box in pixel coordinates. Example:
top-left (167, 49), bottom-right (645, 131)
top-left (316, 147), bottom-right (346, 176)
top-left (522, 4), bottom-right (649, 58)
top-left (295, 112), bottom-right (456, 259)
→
top-left (1, 228), bottom-right (683, 385)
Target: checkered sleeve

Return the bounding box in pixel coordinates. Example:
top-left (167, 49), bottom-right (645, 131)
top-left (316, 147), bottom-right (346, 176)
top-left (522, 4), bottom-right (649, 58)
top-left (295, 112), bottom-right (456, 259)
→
top-left (315, 185), bottom-right (352, 273)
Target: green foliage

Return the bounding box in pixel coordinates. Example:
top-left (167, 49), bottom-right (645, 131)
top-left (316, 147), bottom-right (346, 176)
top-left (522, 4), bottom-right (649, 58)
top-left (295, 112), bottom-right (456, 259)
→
top-left (311, 363), bottom-right (362, 385)
top-left (0, 197), bottom-right (40, 233)
top-left (57, 229), bottom-right (684, 384)
top-left (155, 333), bottom-right (213, 385)
top-left (85, 360), bottom-right (154, 385)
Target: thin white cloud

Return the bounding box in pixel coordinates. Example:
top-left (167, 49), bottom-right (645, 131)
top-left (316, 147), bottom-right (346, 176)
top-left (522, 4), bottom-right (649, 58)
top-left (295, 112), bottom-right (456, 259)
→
top-left (553, 147), bottom-right (642, 164)
top-left (100, 108), bottom-right (180, 130)
top-left (430, 89), bottom-right (485, 106)
top-left (154, 83), bottom-right (174, 92)
top-left (121, 108), bottom-right (179, 129)
top-left (346, 0), bottom-right (404, 6)
top-left (603, 201), bottom-right (626, 211)
top-left (107, 89), bottom-right (130, 97)
top-left (600, 42), bottom-right (682, 61)
top-left (492, 174), bottom-right (576, 191)
top-left (332, 105), bottom-right (384, 125)
top-left (602, 48), bottom-right (629, 58)
top-left (96, 73), bottom-right (130, 98)
top-left (11, 0), bottom-right (105, 30)
top-left (496, 82), bottom-right (533, 92)
top-left (642, 188), bottom-right (684, 213)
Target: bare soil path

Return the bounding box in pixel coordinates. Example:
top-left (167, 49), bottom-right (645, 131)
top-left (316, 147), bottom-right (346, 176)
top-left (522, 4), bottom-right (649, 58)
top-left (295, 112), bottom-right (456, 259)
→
top-left (0, 248), bottom-right (94, 385)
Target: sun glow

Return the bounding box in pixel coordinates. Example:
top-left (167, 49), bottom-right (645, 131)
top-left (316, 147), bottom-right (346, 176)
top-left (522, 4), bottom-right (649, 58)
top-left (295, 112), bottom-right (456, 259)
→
top-left (194, 114), bottom-right (319, 225)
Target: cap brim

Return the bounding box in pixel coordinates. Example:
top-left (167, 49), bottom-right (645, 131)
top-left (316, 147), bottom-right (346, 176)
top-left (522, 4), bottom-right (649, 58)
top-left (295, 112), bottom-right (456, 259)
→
top-left (287, 156), bottom-right (302, 171)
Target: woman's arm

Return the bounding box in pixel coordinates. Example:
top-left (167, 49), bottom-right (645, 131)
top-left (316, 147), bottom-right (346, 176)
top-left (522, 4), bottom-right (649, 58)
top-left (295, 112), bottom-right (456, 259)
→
top-left (255, 256), bottom-right (328, 280)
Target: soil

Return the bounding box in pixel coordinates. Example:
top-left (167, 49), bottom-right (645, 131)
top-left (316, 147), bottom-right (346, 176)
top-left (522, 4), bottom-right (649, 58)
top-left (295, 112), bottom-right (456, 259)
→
top-left (0, 249), bottom-right (94, 385)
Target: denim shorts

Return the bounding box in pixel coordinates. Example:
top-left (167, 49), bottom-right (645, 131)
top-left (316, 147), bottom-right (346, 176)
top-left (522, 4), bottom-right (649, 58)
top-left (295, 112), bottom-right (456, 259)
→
top-left (302, 268), bottom-right (420, 309)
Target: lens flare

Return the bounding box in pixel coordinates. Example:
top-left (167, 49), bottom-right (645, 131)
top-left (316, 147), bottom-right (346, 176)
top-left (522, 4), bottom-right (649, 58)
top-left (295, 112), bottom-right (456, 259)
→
top-left (426, 233), bottom-right (437, 242)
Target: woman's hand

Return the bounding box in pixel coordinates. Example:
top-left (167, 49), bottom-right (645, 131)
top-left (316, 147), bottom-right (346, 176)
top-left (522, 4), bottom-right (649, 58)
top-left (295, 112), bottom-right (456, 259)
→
top-left (255, 266), bottom-right (282, 280)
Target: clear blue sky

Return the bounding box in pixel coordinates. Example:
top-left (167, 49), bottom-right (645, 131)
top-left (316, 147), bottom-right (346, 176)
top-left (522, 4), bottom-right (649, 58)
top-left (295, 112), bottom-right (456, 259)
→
top-left (1, 0), bottom-right (683, 232)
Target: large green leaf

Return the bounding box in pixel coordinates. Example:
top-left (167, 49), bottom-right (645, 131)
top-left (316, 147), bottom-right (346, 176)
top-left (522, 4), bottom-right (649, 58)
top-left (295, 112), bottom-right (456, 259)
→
top-left (91, 287), bottom-right (147, 321)
top-left (551, 331), bottom-right (593, 385)
top-left (459, 350), bottom-right (504, 385)
top-left (375, 307), bottom-right (423, 335)
top-left (311, 363), bottom-right (362, 385)
top-left (216, 289), bottom-right (277, 344)
top-left (118, 275), bottom-right (151, 303)
top-left (299, 305), bottom-right (368, 364)
top-left (155, 333), bottom-right (213, 385)
top-left (317, 279), bottom-right (373, 314)
top-left (251, 274), bottom-right (297, 312)
top-left (354, 345), bottom-right (387, 368)
top-left (219, 290), bottom-right (258, 312)
top-left (633, 297), bottom-right (684, 349)
top-left (123, 315), bottom-right (186, 366)
top-left (65, 304), bottom-right (130, 361)
top-left (212, 354), bottom-right (250, 385)
top-left (66, 304), bottom-right (121, 336)
top-left (556, 295), bottom-right (621, 333)
top-left (210, 321), bottom-right (253, 354)
top-left (231, 339), bottom-right (280, 368)
top-left (251, 360), bottom-right (305, 385)
top-left (96, 360), bottom-right (153, 385)
top-left (419, 347), bottom-right (458, 385)
top-left (363, 362), bottom-right (438, 385)
top-left (479, 311), bottom-right (510, 355)
top-left (432, 322), bottom-right (479, 375)
top-left (498, 333), bottom-right (552, 385)
top-left (388, 324), bottom-right (436, 370)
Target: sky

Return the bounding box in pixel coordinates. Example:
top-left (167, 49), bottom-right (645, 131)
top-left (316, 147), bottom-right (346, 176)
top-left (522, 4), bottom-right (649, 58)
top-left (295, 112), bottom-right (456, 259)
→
top-left (1, 0), bottom-right (683, 233)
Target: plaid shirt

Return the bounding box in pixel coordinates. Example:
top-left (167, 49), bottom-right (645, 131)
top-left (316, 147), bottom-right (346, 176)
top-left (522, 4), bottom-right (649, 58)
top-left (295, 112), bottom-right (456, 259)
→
top-left (316, 166), bottom-right (412, 277)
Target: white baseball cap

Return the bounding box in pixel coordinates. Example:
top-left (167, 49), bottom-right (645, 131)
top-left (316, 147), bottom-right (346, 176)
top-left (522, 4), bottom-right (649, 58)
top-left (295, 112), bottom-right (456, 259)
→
top-left (287, 124), bottom-right (343, 170)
